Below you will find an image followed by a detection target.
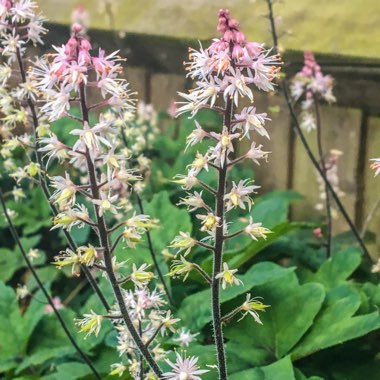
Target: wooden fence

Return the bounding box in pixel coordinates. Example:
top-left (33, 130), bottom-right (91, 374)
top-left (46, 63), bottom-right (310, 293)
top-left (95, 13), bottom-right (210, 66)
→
top-left (41, 23), bottom-right (380, 258)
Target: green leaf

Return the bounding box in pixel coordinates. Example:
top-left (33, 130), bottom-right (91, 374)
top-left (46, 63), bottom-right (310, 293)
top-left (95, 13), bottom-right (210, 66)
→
top-left (251, 191), bottom-right (303, 229)
top-left (224, 269), bottom-right (325, 365)
top-left (294, 368), bottom-right (325, 380)
top-left (20, 289), bottom-right (49, 345)
top-left (27, 310), bottom-right (76, 352)
top-left (361, 282), bottom-right (380, 310)
top-left (291, 284), bottom-right (380, 360)
top-left (68, 223), bottom-right (91, 245)
top-left (302, 247), bottom-right (362, 290)
top-left (177, 262), bottom-right (294, 331)
top-left (229, 356), bottom-right (296, 380)
top-left (0, 282), bottom-right (46, 372)
top-left (201, 191), bottom-right (304, 270)
top-left (16, 347), bottom-right (75, 374)
top-left (0, 282), bottom-right (26, 363)
top-left (0, 235), bottom-right (43, 283)
top-left (25, 267), bottom-right (59, 292)
top-left (224, 222), bottom-right (303, 269)
top-left (0, 248), bottom-right (23, 282)
top-left (7, 189), bottom-right (51, 233)
top-left (42, 362), bottom-right (92, 380)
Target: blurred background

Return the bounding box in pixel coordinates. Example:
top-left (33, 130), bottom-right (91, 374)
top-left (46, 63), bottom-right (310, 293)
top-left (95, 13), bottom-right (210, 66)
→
top-left (35, 0), bottom-right (380, 257)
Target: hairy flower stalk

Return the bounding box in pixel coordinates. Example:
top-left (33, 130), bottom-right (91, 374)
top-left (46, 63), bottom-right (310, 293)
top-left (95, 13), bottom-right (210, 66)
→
top-left (30, 22), bottom-right (164, 376)
top-left (290, 51), bottom-right (336, 256)
top-left (0, 0), bottom-right (109, 310)
top-left (173, 9), bottom-right (279, 379)
top-left (79, 50), bottom-right (161, 378)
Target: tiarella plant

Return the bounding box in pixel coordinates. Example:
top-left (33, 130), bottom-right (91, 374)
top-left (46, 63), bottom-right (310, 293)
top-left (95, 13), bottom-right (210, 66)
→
top-left (31, 22), bottom-right (173, 378)
top-left (290, 51), bottom-right (337, 257)
top-left (290, 51), bottom-right (335, 133)
top-left (171, 9), bottom-right (280, 380)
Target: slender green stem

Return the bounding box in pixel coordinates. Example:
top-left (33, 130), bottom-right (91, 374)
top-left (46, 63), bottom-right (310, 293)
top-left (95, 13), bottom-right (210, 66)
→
top-left (193, 263), bottom-right (212, 284)
top-left (145, 323), bottom-right (164, 348)
top-left (0, 190), bottom-right (101, 379)
top-left (195, 240), bottom-right (215, 251)
top-left (221, 306), bottom-right (242, 324)
top-left (224, 229), bottom-right (244, 240)
top-left (199, 180), bottom-right (217, 196)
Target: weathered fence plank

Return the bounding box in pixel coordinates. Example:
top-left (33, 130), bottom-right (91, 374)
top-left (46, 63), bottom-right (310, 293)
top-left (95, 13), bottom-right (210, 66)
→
top-left (151, 73), bottom-right (186, 111)
top-left (291, 106), bottom-right (361, 234)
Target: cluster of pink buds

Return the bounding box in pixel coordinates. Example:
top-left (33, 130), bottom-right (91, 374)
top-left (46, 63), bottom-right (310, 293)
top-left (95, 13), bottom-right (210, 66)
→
top-left (290, 51), bottom-right (336, 132)
top-left (177, 9), bottom-right (281, 117)
top-left (33, 24), bottom-right (134, 122)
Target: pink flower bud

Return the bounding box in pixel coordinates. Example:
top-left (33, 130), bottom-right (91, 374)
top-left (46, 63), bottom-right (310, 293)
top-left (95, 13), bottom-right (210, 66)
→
top-left (313, 228), bottom-right (323, 238)
top-left (228, 18), bottom-right (239, 30)
top-left (232, 44), bottom-right (244, 59)
top-left (217, 24), bottom-right (227, 33)
top-left (235, 31), bottom-right (246, 43)
top-left (218, 9), bottom-right (230, 18)
top-left (302, 67), bottom-right (312, 76)
top-left (66, 37), bottom-right (78, 49)
top-left (80, 38), bottom-right (92, 52)
top-left (306, 90), bottom-right (313, 99)
top-left (245, 42), bottom-right (262, 57)
top-left (78, 50), bottom-right (91, 65)
top-left (71, 23), bottom-right (83, 34)
top-left (2, 0), bottom-right (11, 11)
top-left (223, 30), bottom-right (234, 42)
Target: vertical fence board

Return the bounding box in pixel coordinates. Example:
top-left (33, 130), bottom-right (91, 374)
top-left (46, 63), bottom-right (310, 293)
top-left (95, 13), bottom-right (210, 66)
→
top-left (292, 106), bottom-right (361, 233)
top-left (363, 116), bottom-right (380, 261)
top-left (238, 93), bottom-right (291, 192)
top-left (151, 73), bottom-right (186, 111)
top-left (126, 66), bottom-right (148, 104)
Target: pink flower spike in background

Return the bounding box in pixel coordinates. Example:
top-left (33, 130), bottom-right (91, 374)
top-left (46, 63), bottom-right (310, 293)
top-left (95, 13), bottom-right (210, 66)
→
top-left (45, 296), bottom-right (64, 314)
top-left (290, 51), bottom-right (335, 132)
